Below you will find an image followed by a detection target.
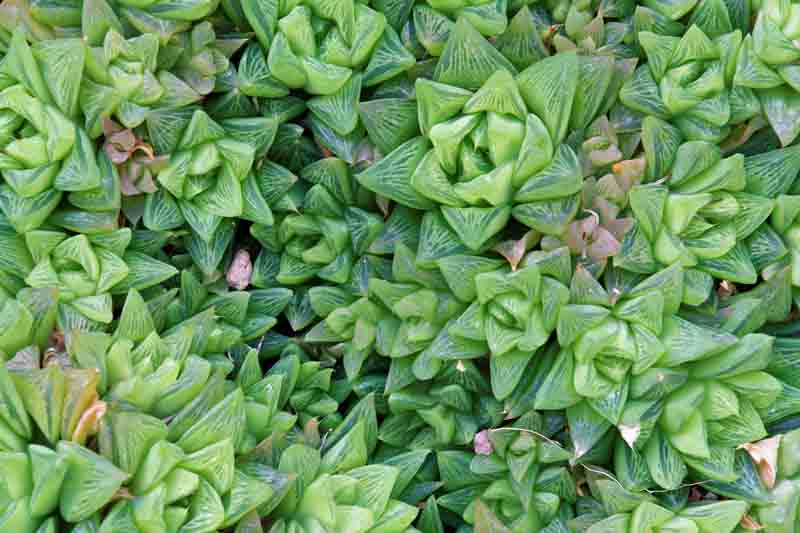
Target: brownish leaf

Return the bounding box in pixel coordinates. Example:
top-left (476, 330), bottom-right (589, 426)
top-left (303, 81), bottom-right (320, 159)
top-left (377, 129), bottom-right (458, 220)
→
top-left (740, 435), bottom-right (781, 489)
top-left (72, 399), bottom-right (107, 445)
top-left (740, 514), bottom-right (765, 530)
top-left (493, 230), bottom-right (539, 270)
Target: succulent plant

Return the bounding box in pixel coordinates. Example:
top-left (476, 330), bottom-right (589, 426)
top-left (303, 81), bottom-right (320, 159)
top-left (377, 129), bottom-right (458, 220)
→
top-left (733, 0), bottom-right (800, 146)
top-left (80, 27), bottom-right (199, 139)
top-left (249, 393), bottom-right (424, 533)
top-left (269, 157), bottom-right (386, 288)
top-left (621, 22), bottom-right (752, 144)
top-left (443, 246), bottom-right (572, 400)
top-left (0, 31), bottom-right (127, 235)
top-left (530, 262), bottom-right (797, 489)
top-left (241, 0), bottom-right (415, 105)
top-left (21, 228), bottom-right (177, 328)
top-left (579, 499), bottom-right (748, 533)
top-left (307, 241), bottom-right (465, 381)
top-left (144, 108), bottom-right (259, 227)
top-left (378, 358), bottom-right (504, 450)
top-left (612, 131), bottom-right (776, 284)
top-left (434, 411), bottom-right (576, 532)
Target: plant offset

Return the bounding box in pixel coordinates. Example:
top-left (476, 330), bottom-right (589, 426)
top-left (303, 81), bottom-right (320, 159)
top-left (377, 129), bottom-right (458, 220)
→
top-left (4, 0), bottom-right (800, 531)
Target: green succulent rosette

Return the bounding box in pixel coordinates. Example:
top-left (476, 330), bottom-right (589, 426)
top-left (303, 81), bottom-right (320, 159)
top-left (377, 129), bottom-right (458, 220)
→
top-left (260, 343), bottom-right (347, 433)
top-left (374, 19), bottom-right (635, 253)
top-left (16, 227), bottom-right (177, 328)
top-left (408, 61), bottom-right (584, 251)
top-left (433, 411), bottom-right (576, 532)
top-left (257, 394), bottom-right (423, 533)
top-left (578, 498), bottom-right (749, 533)
top-left (141, 107), bottom-right (278, 258)
top-left (0, 220), bottom-right (172, 332)
top-left (443, 247), bottom-right (572, 401)
top-left (0, 296), bottom-right (295, 529)
top-left (306, 241), bottom-right (464, 381)
top-left (162, 269), bottom-right (292, 348)
top-left (621, 20), bottom-right (757, 144)
top-left (162, 21), bottom-right (246, 95)
top-left (240, 0), bottom-right (415, 102)
top-left (79, 26), bottom-right (202, 138)
top-left (378, 358), bottom-right (504, 450)
top-left (613, 128), bottom-right (775, 285)
top-left (550, 0), bottom-right (639, 55)
top-left (268, 157), bottom-right (387, 288)
top-left (532, 262), bottom-right (795, 489)
top-left (208, 41), bottom-right (292, 119)
top-left (0, 31), bottom-right (128, 234)
top-left (732, 0), bottom-right (800, 146)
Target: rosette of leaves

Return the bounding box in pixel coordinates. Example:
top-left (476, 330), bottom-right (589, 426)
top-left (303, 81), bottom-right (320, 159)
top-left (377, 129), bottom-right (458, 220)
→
top-left (731, 0), bottom-right (800, 146)
top-left (0, 31), bottom-right (126, 234)
top-left (160, 21), bottom-right (246, 97)
top-left (161, 270), bottom-right (292, 349)
top-left (78, 24), bottom-right (201, 139)
top-left (442, 247), bottom-right (572, 401)
top-left (621, 21), bottom-right (757, 145)
top-left (262, 343), bottom-right (346, 434)
top-left (549, 0), bottom-right (639, 56)
top-left (101, 119), bottom-right (167, 197)
top-left (304, 238), bottom-right (457, 380)
top-left (614, 132), bottom-right (774, 284)
top-left (580, 499), bottom-right (749, 533)
top-left (733, 428), bottom-right (800, 532)
top-left (256, 394), bottom-right (422, 533)
top-left (378, 358), bottom-right (504, 450)
top-left (0, 338), bottom-right (294, 529)
top-left (743, 193), bottom-right (800, 289)
top-left (535, 119), bottom-right (643, 274)
top-left (433, 411), bottom-right (575, 532)
top-left (400, 28), bottom-right (633, 251)
top-left (17, 226), bottom-right (177, 329)
top-left (91, 356), bottom-right (295, 530)
top-left (535, 263), bottom-right (794, 490)
top-left (142, 107), bottom-right (279, 245)
top-left (408, 63), bottom-right (583, 251)
top-left (270, 157), bottom-right (387, 288)
top-left (241, 0), bottom-right (416, 101)
top-left (74, 287), bottom-right (335, 450)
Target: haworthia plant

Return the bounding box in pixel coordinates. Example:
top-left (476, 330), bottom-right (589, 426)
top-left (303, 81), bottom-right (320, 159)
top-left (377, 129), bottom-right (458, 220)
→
top-left (0, 0), bottom-right (796, 529)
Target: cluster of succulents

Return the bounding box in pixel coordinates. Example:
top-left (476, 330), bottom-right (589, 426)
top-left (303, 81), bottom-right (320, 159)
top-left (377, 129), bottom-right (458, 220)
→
top-left (4, 0), bottom-right (800, 530)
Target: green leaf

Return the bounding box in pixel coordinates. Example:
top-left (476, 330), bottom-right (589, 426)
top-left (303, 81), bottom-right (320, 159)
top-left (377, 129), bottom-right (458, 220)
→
top-left (517, 51), bottom-right (579, 146)
top-left (354, 137), bottom-right (435, 209)
top-left (434, 18), bottom-right (517, 90)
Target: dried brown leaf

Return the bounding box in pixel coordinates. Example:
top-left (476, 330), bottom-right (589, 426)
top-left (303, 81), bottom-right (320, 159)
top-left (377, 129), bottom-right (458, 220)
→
top-left (740, 435), bottom-right (781, 489)
top-left (493, 230), bottom-right (539, 270)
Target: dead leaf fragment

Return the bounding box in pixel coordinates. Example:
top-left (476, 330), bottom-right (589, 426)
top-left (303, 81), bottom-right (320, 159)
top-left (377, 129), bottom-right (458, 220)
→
top-left (740, 435), bottom-right (781, 489)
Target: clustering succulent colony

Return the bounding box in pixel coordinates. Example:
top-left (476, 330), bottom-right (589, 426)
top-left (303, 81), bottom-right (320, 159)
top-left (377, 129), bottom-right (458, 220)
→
top-left (4, 0), bottom-right (800, 530)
